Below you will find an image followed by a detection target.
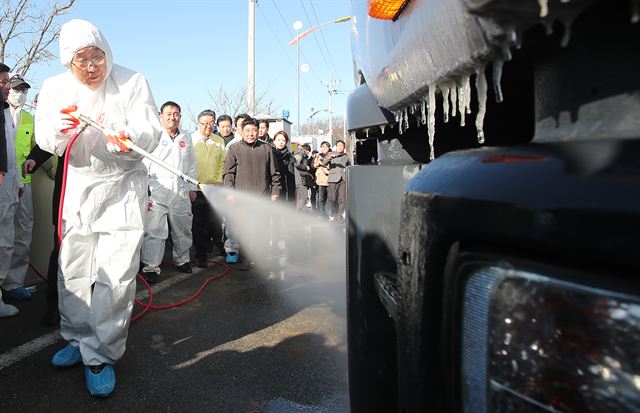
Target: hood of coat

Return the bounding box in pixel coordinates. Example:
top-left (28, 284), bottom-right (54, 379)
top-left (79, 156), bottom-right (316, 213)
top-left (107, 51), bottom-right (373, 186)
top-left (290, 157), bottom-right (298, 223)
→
top-left (59, 19), bottom-right (113, 82)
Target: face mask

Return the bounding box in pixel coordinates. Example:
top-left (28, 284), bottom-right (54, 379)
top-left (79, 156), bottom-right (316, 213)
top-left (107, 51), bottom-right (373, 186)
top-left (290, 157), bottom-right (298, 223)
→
top-left (8, 89), bottom-right (27, 107)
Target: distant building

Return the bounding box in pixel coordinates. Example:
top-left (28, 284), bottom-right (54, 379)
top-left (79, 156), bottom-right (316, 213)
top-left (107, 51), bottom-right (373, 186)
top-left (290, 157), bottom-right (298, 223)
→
top-left (253, 113), bottom-right (292, 140)
top-left (290, 134), bottom-right (330, 151)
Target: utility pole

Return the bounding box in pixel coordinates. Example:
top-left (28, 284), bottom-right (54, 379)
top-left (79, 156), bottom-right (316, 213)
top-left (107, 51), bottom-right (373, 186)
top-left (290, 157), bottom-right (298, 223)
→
top-left (293, 21), bottom-right (303, 139)
top-left (323, 73), bottom-right (339, 146)
top-left (248, 0), bottom-right (256, 115)
top-left (328, 72), bottom-right (334, 146)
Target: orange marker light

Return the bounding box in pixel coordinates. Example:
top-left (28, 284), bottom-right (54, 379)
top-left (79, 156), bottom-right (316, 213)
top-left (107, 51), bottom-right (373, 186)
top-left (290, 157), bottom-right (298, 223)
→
top-left (368, 0), bottom-right (410, 21)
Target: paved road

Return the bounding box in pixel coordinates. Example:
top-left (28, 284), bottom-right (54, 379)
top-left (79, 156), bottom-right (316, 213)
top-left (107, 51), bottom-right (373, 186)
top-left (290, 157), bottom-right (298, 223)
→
top-left (0, 250), bottom-right (349, 412)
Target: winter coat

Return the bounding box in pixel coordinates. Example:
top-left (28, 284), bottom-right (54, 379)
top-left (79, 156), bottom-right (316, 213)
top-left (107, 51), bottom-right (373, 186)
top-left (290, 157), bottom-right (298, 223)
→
top-left (273, 146), bottom-right (295, 202)
top-left (293, 148), bottom-right (314, 187)
top-left (223, 138), bottom-right (281, 196)
top-left (313, 152), bottom-right (330, 187)
top-left (322, 151), bottom-right (351, 183)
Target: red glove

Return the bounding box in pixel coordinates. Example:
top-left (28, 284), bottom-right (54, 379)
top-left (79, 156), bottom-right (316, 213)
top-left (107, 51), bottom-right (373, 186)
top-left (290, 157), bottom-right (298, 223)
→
top-left (58, 105), bottom-right (80, 134)
top-left (106, 130), bottom-right (132, 153)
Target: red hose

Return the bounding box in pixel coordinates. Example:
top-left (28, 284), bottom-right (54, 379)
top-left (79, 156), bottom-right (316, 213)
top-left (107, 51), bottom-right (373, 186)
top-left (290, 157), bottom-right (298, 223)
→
top-left (57, 129), bottom-right (230, 323)
top-left (132, 259), bottom-right (230, 321)
top-left (57, 131), bottom-right (82, 245)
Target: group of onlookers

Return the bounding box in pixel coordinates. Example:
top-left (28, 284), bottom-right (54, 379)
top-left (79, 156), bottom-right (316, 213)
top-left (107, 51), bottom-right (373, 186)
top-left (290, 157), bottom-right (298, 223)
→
top-left (141, 105), bottom-right (350, 277)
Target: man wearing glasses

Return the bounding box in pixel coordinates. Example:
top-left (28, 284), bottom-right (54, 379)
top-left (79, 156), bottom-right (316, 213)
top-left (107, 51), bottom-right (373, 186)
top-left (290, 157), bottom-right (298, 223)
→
top-left (191, 109), bottom-right (226, 267)
top-left (35, 19), bottom-right (162, 397)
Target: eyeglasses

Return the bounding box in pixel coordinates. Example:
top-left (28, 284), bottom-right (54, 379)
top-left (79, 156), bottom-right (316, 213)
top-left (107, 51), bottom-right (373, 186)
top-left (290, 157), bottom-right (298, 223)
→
top-left (72, 54), bottom-right (106, 69)
top-left (198, 121), bottom-right (215, 127)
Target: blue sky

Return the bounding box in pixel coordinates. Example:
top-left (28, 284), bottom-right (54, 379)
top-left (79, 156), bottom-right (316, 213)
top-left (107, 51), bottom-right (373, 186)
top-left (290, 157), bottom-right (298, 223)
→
top-left (19, 0), bottom-right (356, 131)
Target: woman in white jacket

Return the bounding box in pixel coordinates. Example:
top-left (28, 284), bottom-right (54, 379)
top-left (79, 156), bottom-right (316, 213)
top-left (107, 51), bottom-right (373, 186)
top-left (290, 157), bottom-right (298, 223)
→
top-left (35, 19), bottom-right (162, 397)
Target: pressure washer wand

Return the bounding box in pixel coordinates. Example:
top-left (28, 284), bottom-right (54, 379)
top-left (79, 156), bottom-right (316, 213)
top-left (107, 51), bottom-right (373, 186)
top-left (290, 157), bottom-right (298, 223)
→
top-left (126, 140), bottom-right (200, 187)
top-left (70, 111), bottom-right (201, 187)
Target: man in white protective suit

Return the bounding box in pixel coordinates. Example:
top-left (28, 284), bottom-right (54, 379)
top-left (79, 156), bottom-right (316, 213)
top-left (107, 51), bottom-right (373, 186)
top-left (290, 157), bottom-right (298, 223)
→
top-left (35, 19), bottom-right (162, 397)
top-left (4, 74), bottom-right (35, 302)
top-left (0, 63), bottom-right (22, 318)
top-left (140, 101), bottom-right (197, 283)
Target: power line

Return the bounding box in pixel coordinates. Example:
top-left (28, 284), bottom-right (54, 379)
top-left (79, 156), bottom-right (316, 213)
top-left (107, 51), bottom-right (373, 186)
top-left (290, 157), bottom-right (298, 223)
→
top-left (267, 0), bottom-right (324, 111)
top-left (307, 0), bottom-right (341, 82)
top-left (257, 2), bottom-right (295, 68)
top-left (270, 0), bottom-right (323, 85)
top-left (299, 0), bottom-right (332, 76)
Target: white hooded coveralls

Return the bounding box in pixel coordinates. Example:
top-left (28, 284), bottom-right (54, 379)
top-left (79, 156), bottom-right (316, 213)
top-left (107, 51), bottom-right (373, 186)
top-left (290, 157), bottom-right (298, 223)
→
top-left (141, 129), bottom-right (197, 274)
top-left (35, 19), bottom-right (162, 366)
top-left (0, 104), bottom-right (21, 314)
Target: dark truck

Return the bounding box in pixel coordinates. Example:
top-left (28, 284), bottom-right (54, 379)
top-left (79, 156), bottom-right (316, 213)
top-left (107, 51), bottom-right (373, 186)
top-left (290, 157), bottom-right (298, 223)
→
top-left (344, 0), bottom-right (640, 412)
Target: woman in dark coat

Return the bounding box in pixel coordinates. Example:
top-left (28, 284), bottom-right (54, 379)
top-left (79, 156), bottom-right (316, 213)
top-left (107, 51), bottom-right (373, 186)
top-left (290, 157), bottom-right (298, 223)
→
top-left (272, 130), bottom-right (295, 204)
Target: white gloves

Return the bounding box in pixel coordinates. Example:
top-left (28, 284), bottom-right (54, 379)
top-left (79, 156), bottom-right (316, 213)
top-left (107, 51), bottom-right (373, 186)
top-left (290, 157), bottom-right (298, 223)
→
top-left (105, 128), bottom-right (135, 154)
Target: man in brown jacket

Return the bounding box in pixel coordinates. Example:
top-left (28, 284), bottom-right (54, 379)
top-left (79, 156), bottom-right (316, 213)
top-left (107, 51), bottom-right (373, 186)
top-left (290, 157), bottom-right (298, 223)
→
top-left (223, 117), bottom-right (281, 269)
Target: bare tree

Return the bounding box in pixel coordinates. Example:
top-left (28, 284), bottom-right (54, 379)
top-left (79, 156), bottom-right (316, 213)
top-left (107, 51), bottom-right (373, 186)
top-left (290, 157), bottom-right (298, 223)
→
top-left (0, 0), bottom-right (75, 75)
top-left (207, 84), bottom-right (278, 118)
top-left (300, 114), bottom-right (345, 141)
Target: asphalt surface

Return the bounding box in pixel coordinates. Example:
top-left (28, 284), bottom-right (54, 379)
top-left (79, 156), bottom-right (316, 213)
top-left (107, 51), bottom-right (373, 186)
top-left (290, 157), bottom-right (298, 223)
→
top-left (0, 245), bottom-right (349, 412)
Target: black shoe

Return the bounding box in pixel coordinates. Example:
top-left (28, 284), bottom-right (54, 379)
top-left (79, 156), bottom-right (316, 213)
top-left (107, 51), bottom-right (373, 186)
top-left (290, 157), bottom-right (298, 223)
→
top-left (42, 310), bottom-right (60, 327)
top-left (142, 271), bottom-right (159, 284)
top-left (211, 245), bottom-right (225, 258)
top-left (196, 258), bottom-right (208, 268)
top-left (176, 262), bottom-right (192, 273)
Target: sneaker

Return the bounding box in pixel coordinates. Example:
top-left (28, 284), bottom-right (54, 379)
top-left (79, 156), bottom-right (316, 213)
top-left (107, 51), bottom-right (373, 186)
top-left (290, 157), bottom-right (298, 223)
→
top-left (176, 262), bottom-right (192, 274)
top-left (85, 364), bottom-right (116, 397)
top-left (0, 301), bottom-right (19, 318)
top-left (196, 257), bottom-right (208, 268)
top-left (3, 287), bottom-right (32, 301)
top-left (142, 271), bottom-right (158, 284)
top-left (52, 344), bottom-right (82, 367)
top-left (226, 253), bottom-right (238, 264)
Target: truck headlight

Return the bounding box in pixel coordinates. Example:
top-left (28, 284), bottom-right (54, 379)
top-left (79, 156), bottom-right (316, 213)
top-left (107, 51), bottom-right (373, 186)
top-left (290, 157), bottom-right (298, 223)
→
top-left (462, 263), bottom-right (640, 412)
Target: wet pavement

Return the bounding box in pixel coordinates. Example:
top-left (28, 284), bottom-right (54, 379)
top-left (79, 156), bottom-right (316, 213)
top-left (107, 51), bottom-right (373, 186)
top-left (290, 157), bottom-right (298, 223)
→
top-left (0, 251), bottom-right (349, 412)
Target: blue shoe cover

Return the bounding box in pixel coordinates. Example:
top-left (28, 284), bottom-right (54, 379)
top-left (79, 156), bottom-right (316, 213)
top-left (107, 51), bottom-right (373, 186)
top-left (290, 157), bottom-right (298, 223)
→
top-left (85, 364), bottom-right (115, 397)
top-left (52, 344), bottom-right (82, 367)
top-left (4, 287), bottom-right (31, 300)
top-left (226, 253), bottom-right (238, 264)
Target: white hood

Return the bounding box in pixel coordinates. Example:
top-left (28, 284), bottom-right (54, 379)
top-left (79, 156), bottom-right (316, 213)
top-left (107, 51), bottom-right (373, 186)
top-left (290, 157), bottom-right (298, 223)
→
top-left (59, 19), bottom-right (113, 80)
